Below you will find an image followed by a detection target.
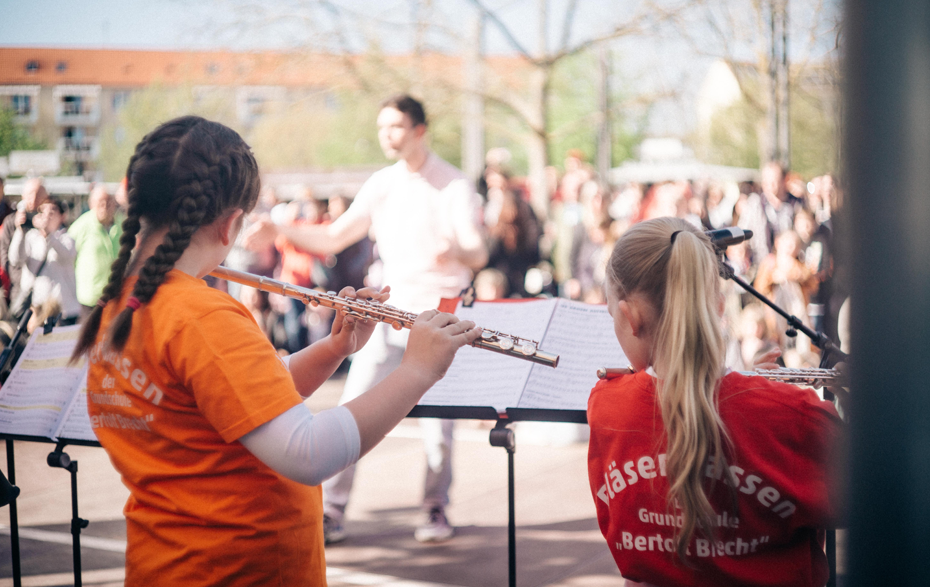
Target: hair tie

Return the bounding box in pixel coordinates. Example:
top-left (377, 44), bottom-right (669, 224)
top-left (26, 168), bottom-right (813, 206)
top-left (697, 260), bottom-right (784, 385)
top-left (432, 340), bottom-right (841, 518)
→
top-left (670, 230), bottom-right (682, 245)
top-left (96, 299), bottom-right (108, 308)
top-left (125, 296), bottom-right (142, 311)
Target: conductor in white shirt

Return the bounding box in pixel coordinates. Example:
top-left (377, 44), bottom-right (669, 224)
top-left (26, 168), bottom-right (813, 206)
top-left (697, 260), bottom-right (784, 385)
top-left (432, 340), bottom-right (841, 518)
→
top-left (246, 94), bottom-right (488, 544)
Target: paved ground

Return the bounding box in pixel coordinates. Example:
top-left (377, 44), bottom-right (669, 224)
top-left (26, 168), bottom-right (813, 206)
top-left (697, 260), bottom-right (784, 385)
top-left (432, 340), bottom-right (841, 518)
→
top-left (0, 374), bottom-right (625, 587)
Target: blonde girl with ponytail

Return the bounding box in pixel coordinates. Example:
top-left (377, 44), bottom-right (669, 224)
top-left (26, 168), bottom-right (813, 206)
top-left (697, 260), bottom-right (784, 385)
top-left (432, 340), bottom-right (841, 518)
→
top-left (587, 217), bottom-right (843, 587)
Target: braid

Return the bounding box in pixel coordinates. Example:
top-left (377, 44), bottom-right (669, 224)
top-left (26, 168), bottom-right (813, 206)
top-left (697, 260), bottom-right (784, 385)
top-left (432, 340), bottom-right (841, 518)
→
top-left (70, 198), bottom-right (144, 362)
top-left (70, 115), bottom-right (260, 360)
top-left (107, 188), bottom-right (209, 351)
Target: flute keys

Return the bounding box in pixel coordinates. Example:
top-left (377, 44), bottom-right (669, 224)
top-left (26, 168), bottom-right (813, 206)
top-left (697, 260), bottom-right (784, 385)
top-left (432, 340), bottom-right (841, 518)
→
top-left (499, 337), bottom-right (514, 351)
top-left (520, 342), bottom-right (537, 356)
top-left (481, 330), bottom-right (494, 340)
top-left (391, 321), bottom-right (403, 331)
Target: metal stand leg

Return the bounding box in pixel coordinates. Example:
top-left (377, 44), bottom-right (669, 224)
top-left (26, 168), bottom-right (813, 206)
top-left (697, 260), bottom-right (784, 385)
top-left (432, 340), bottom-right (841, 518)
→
top-left (48, 445), bottom-right (88, 587)
top-left (490, 419), bottom-right (516, 587)
top-left (4, 439), bottom-right (22, 587)
top-left (826, 530), bottom-right (836, 587)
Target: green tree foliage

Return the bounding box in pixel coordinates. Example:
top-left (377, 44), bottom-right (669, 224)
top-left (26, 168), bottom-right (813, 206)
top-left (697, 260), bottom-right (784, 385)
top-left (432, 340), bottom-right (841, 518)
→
top-left (99, 81), bottom-right (467, 177)
top-left (703, 97), bottom-right (762, 170)
top-left (483, 50), bottom-right (646, 178)
top-left (789, 87), bottom-right (838, 178)
top-left (248, 91), bottom-right (382, 170)
top-left (97, 85), bottom-right (237, 181)
top-left (699, 81), bottom-right (837, 177)
top-left (534, 51), bottom-right (645, 174)
top-left (0, 107), bottom-right (47, 157)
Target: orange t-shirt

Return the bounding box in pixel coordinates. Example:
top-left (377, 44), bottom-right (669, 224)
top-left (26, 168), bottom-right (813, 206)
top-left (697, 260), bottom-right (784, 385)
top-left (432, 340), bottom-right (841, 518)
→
top-left (86, 270), bottom-right (325, 586)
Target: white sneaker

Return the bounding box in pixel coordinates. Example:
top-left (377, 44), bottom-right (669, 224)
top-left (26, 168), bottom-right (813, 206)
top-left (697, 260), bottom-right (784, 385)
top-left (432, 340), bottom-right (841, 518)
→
top-left (414, 508), bottom-right (454, 543)
top-left (323, 514), bottom-right (347, 545)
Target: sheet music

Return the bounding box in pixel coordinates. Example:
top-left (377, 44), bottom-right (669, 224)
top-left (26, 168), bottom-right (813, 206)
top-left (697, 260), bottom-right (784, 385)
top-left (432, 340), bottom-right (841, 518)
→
top-left (0, 326), bottom-right (88, 439)
top-left (517, 300), bottom-right (627, 410)
top-left (419, 298), bottom-right (557, 412)
top-left (53, 379), bottom-right (96, 442)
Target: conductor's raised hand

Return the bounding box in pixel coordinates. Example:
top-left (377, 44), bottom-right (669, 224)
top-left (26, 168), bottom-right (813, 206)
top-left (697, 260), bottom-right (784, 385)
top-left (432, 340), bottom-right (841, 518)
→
top-left (242, 215), bottom-right (278, 251)
top-left (329, 285), bottom-right (391, 357)
top-left (402, 310), bottom-right (481, 382)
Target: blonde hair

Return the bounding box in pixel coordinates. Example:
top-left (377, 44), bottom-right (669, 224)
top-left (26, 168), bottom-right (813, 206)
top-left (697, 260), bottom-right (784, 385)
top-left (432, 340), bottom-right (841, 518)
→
top-left (606, 217), bottom-right (728, 560)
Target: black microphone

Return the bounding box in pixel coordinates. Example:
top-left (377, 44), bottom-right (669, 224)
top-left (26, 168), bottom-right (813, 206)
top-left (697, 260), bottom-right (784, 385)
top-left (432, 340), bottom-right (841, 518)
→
top-left (706, 227), bottom-right (753, 249)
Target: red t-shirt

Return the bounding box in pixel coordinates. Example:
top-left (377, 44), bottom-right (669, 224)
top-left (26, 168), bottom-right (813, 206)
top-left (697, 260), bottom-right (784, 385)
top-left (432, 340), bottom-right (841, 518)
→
top-left (587, 370), bottom-right (843, 587)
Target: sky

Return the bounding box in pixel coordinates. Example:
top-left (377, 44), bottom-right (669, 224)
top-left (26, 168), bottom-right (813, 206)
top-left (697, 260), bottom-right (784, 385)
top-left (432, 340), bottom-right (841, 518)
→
top-left (0, 0), bottom-right (204, 49)
top-left (1, 0), bottom-right (841, 137)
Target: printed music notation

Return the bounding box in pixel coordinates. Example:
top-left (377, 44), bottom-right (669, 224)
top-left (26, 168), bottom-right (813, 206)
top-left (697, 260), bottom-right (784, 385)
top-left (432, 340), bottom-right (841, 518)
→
top-left (0, 325), bottom-right (95, 442)
top-left (421, 298), bottom-right (627, 413)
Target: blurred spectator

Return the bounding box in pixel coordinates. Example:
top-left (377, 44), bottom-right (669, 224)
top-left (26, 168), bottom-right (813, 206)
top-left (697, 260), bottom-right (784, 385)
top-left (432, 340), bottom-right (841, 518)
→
top-left (794, 207), bottom-right (833, 334)
top-left (639, 181), bottom-right (691, 221)
top-left (225, 185), bottom-right (280, 304)
top-left (608, 183), bottom-right (643, 223)
top-left (484, 166), bottom-right (540, 297)
top-left (808, 174), bottom-right (834, 225)
top-left (705, 181), bottom-right (740, 229)
top-left (474, 267), bottom-right (508, 301)
top-left (762, 163), bottom-right (804, 234)
top-left (69, 184), bottom-right (123, 319)
top-left (559, 149), bottom-right (593, 205)
top-left (549, 155), bottom-right (588, 286)
top-left (238, 285), bottom-right (278, 343)
top-left (686, 188), bottom-right (712, 230)
top-left (115, 177), bottom-right (129, 211)
top-left (739, 303), bottom-right (778, 370)
top-left (754, 229), bottom-right (818, 365)
top-left (322, 194), bottom-right (373, 293)
top-left (9, 199), bottom-right (79, 325)
top-left (0, 176), bottom-right (12, 226)
top-left (1, 177), bottom-right (49, 312)
top-left (275, 188), bottom-right (324, 354)
top-left (567, 181), bottom-right (614, 303)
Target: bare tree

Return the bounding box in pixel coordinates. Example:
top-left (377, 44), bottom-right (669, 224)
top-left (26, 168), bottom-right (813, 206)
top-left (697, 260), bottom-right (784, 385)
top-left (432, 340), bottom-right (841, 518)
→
top-left (204, 0), bottom-right (689, 213)
top-left (462, 0), bottom-right (688, 214)
top-left (686, 0), bottom-right (842, 170)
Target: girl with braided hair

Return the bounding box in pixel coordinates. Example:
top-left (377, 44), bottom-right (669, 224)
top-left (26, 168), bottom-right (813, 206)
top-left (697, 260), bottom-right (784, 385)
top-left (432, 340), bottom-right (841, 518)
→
top-left (72, 116), bottom-right (480, 586)
top-left (587, 217), bottom-right (844, 586)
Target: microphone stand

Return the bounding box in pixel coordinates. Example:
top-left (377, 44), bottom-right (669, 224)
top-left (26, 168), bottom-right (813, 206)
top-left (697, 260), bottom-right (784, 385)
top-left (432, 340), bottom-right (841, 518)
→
top-left (716, 252), bottom-right (849, 367)
top-left (717, 250), bottom-right (845, 587)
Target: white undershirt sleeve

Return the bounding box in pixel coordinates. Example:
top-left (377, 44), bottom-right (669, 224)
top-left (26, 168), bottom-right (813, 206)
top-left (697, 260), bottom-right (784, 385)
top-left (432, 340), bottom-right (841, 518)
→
top-left (239, 403), bottom-right (361, 486)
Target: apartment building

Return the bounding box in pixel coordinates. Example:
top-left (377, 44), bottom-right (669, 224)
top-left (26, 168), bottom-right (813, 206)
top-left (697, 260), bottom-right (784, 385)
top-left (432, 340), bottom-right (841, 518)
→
top-left (0, 47), bottom-right (515, 177)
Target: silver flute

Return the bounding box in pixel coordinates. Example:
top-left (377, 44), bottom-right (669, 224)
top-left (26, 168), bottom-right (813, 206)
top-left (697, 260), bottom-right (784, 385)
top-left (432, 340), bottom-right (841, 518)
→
top-left (596, 366), bottom-right (844, 389)
top-left (211, 266), bottom-right (559, 368)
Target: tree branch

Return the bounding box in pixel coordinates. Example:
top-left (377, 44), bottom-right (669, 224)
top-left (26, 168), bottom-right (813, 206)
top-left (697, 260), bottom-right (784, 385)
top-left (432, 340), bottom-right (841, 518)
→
top-left (464, 0), bottom-right (536, 61)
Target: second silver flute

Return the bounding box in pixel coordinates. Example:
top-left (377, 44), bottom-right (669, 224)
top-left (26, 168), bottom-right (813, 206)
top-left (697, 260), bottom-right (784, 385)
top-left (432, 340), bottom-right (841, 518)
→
top-left (211, 266), bottom-right (560, 368)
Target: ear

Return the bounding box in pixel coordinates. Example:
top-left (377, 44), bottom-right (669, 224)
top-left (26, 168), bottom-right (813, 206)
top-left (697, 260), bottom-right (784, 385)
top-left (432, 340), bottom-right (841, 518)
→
top-left (618, 299), bottom-right (644, 338)
top-left (414, 124), bottom-right (428, 140)
top-left (219, 209), bottom-right (245, 247)
top-left (717, 292), bottom-right (726, 318)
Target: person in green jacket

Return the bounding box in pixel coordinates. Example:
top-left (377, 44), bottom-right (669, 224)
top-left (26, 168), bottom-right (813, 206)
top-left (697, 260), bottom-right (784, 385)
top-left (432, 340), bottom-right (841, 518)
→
top-left (68, 184), bottom-right (123, 319)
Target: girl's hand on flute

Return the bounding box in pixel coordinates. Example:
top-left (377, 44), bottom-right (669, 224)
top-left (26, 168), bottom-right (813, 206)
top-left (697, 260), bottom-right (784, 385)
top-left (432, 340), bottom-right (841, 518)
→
top-left (329, 285), bottom-right (391, 357)
top-left (401, 310), bottom-right (481, 382)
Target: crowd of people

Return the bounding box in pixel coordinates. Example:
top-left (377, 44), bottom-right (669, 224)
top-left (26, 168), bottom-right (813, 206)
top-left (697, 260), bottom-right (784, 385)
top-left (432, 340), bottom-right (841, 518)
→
top-left (0, 176), bottom-right (123, 339)
top-left (221, 154), bottom-right (847, 373)
top-left (0, 148), bottom-right (846, 376)
top-left (0, 97), bottom-right (846, 586)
